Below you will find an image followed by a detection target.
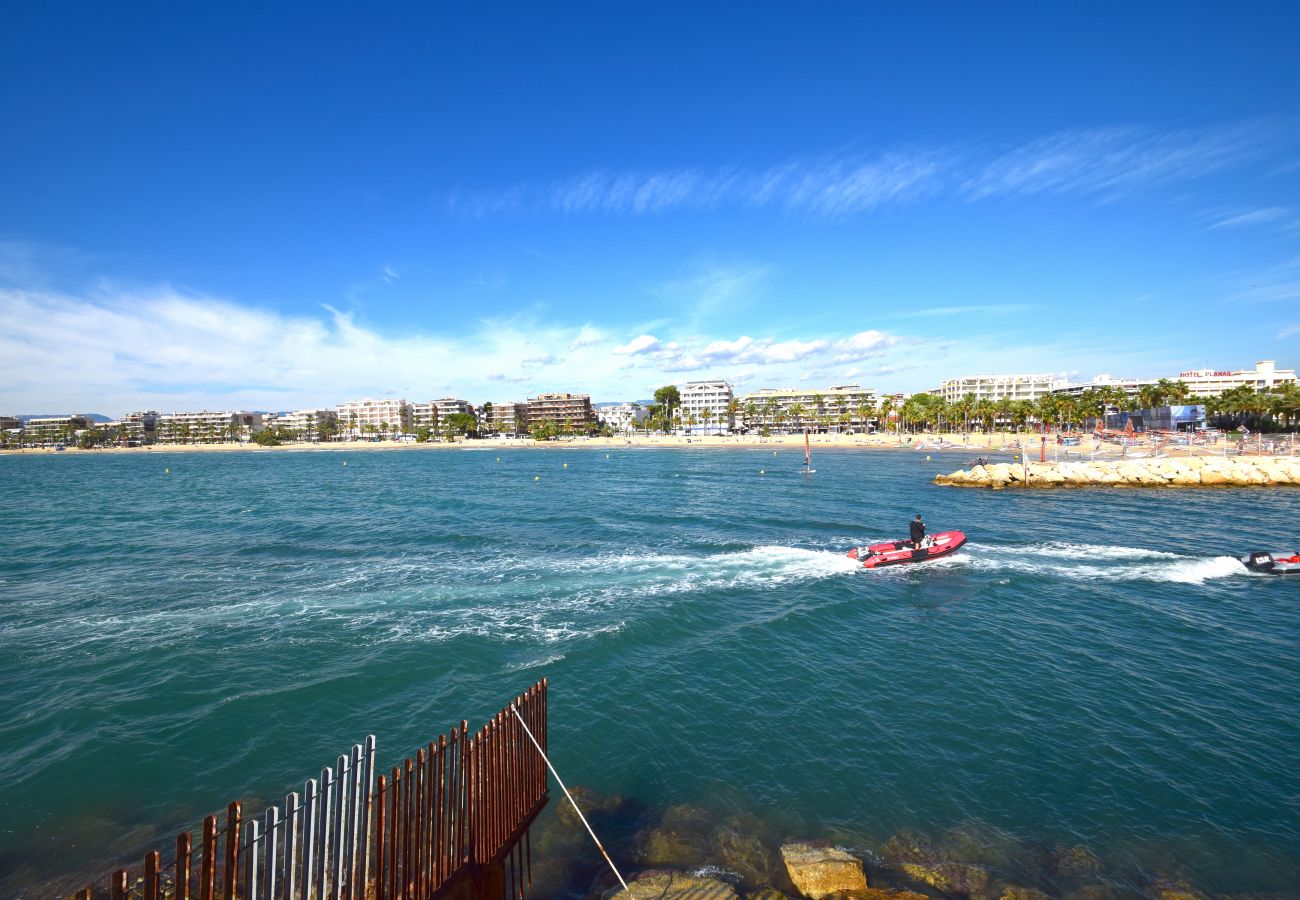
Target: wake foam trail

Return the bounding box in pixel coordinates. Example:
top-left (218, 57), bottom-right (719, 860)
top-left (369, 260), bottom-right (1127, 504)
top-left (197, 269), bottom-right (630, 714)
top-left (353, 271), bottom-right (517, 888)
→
top-left (942, 542), bottom-right (1247, 585)
top-left (562, 545), bottom-right (862, 588)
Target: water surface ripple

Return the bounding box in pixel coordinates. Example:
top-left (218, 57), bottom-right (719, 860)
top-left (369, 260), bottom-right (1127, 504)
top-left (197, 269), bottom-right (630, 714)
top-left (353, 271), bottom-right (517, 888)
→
top-left (1, 448), bottom-right (1298, 894)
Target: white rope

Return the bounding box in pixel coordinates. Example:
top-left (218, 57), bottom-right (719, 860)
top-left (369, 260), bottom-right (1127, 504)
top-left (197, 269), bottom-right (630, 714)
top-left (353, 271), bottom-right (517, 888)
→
top-left (510, 703), bottom-right (629, 892)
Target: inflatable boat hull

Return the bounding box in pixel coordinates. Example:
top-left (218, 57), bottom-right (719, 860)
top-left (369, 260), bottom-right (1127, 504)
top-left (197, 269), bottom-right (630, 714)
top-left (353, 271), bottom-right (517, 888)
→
top-left (848, 530), bottom-right (967, 568)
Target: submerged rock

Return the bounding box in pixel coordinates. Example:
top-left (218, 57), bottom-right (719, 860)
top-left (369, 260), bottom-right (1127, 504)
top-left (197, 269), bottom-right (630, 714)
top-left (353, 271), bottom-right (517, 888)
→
top-left (1052, 844), bottom-right (1102, 879)
top-left (899, 861), bottom-right (991, 895)
top-left (780, 842), bottom-right (868, 899)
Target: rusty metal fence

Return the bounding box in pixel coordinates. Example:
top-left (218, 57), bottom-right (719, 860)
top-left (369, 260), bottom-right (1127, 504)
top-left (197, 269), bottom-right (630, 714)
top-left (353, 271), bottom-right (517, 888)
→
top-left (373, 679), bottom-right (548, 900)
top-left (71, 679), bottom-right (548, 900)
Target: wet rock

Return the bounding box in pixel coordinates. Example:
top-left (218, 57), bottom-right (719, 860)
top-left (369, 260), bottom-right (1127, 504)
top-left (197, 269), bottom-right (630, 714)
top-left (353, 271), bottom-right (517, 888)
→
top-left (745, 889), bottom-right (791, 899)
top-left (643, 827), bottom-right (708, 867)
top-left (714, 822), bottom-right (777, 887)
top-left (899, 861), bottom-right (991, 895)
top-left (780, 842), bottom-right (869, 899)
top-left (1052, 844), bottom-right (1102, 879)
top-left (878, 829), bottom-right (936, 865)
top-left (998, 887), bottom-right (1052, 900)
top-left (605, 870), bottom-right (739, 899)
top-left (557, 785), bottom-right (627, 830)
top-left (638, 804), bottom-right (714, 869)
top-left (1061, 888), bottom-right (1120, 900)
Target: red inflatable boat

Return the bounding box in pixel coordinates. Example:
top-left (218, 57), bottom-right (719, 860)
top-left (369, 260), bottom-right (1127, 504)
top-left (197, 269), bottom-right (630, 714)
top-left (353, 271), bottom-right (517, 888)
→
top-left (848, 530), bottom-right (967, 568)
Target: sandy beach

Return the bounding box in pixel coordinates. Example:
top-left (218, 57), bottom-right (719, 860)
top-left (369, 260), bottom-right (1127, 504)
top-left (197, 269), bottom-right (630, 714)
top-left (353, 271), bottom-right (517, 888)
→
top-left (3, 430), bottom-right (1273, 458)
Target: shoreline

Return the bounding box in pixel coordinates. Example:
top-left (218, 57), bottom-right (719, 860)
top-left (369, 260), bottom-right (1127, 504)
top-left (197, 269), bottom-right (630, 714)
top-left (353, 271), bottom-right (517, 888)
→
top-left (0, 431), bottom-right (1264, 458)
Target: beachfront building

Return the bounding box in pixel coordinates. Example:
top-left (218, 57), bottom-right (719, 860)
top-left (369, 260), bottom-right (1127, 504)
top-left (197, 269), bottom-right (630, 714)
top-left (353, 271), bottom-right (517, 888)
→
top-left (679, 380), bottom-right (735, 435)
top-left (98, 410), bottom-right (160, 446)
top-left (0, 415), bottom-right (20, 431)
top-left (20, 415), bottom-right (92, 445)
top-left (483, 402), bottom-right (528, 434)
top-left (1052, 374), bottom-right (1152, 400)
top-left (336, 399), bottom-right (412, 438)
top-left (269, 409), bottom-right (337, 440)
top-left (432, 398), bottom-right (476, 419)
top-left (738, 384), bottom-right (878, 433)
top-left (938, 373), bottom-right (1063, 403)
top-left (409, 402), bottom-right (438, 430)
top-left (1173, 360), bottom-right (1296, 396)
top-left (598, 402), bottom-right (648, 434)
top-left (156, 411), bottom-right (266, 443)
top-left (526, 393), bottom-right (598, 433)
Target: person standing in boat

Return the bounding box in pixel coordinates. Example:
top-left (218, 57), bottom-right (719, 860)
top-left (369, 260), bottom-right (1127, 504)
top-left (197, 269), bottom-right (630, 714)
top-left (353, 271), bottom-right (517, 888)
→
top-left (909, 514), bottom-right (926, 548)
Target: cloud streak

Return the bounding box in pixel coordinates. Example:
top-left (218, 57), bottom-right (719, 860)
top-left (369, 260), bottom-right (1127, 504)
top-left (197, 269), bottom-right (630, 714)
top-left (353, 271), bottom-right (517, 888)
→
top-left (449, 121), bottom-right (1282, 219)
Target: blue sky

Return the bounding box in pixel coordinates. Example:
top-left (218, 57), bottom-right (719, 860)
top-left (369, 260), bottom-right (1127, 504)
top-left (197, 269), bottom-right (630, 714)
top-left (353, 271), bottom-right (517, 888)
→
top-left (1, 2), bottom-right (1298, 414)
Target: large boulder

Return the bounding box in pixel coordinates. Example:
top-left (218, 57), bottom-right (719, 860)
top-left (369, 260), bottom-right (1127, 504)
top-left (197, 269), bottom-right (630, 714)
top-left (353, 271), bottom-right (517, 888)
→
top-left (780, 842), bottom-right (868, 899)
top-left (605, 871), bottom-right (738, 899)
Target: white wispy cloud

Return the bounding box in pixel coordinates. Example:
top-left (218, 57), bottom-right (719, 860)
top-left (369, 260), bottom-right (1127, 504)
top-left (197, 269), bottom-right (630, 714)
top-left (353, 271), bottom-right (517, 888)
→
top-left (960, 123), bottom-right (1269, 200)
top-left (449, 121), bottom-right (1281, 219)
top-left (1207, 207), bottom-right (1291, 230)
top-left (886, 304), bottom-right (1038, 319)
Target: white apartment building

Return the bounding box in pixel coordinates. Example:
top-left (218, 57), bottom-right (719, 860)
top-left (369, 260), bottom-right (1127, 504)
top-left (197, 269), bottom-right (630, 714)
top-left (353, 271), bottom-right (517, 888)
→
top-left (157, 411), bottom-right (266, 442)
top-left (484, 402), bottom-right (528, 434)
top-left (409, 402), bottom-right (438, 429)
top-left (679, 380), bottom-right (735, 434)
top-left (598, 402), bottom-right (648, 434)
top-left (1052, 374), bottom-right (1151, 399)
top-left (336, 399), bottom-right (412, 437)
top-left (938, 373), bottom-right (1063, 403)
top-left (20, 415), bottom-right (93, 444)
top-left (738, 384), bottom-right (878, 432)
top-left (268, 409), bottom-right (337, 437)
top-left (432, 398), bottom-right (476, 419)
top-left (1175, 360), bottom-right (1296, 396)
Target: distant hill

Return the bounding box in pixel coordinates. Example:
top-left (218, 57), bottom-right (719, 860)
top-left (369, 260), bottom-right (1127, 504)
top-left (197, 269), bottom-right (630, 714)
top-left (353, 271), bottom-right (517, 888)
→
top-left (17, 413), bottom-right (113, 423)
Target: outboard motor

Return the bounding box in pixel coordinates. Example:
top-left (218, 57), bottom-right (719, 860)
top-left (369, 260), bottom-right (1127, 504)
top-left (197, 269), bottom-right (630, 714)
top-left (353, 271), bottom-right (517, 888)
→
top-left (1246, 551), bottom-right (1274, 573)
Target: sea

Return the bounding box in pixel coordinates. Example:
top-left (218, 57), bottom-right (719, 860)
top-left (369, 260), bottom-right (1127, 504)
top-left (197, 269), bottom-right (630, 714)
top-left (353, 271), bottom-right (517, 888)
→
top-left (1, 447), bottom-right (1297, 896)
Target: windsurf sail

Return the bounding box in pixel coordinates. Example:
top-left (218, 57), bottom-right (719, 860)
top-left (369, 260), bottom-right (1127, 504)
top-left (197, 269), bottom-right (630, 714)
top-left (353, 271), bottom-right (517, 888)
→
top-left (804, 429), bottom-right (811, 467)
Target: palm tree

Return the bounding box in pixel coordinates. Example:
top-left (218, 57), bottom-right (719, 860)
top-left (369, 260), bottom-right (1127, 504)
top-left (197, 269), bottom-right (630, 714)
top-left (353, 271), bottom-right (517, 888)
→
top-left (854, 402), bottom-right (873, 433)
top-left (878, 397), bottom-right (896, 433)
top-left (743, 401), bottom-right (758, 432)
top-left (700, 408), bottom-right (713, 435)
top-left (787, 403), bottom-right (807, 432)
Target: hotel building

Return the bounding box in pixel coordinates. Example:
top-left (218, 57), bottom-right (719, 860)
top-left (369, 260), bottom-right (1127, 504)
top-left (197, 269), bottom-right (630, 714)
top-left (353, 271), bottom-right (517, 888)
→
top-left (738, 384), bottom-right (878, 432)
top-left (336, 399), bottom-right (413, 437)
top-left (432, 398), bottom-right (476, 419)
top-left (526, 393), bottom-right (597, 431)
top-left (598, 402), bottom-right (648, 434)
top-left (409, 402), bottom-right (438, 429)
top-left (481, 402), bottom-right (528, 434)
top-left (156, 411), bottom-right (266, 443)
top-left (679, 380), bottom-right (735, 434)
top-left (268, 409), bottom-right (337, 437)
top-left (20, 415), bottom-right (93, 444)
top-left (938, 373), bottom-right (1063, 403)
top-left (1175, 360), bottom-right (1296, 396)
top-left (1052, 374), bottom-right (1151, 399)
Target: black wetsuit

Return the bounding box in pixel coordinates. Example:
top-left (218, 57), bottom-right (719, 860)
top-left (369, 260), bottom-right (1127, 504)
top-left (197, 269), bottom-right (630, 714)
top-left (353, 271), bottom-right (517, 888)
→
top-left (909, 519), bottom-right (926, 547)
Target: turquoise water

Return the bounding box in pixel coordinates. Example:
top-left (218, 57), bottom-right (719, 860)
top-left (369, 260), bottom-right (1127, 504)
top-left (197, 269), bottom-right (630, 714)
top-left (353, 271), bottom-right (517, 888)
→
top-left (1, 448), bottom-right (1298, 895)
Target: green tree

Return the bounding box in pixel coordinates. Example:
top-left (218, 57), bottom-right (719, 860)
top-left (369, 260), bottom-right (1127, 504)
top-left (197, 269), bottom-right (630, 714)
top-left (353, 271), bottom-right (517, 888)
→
top-left (653, 386), bottom-right (680, 434)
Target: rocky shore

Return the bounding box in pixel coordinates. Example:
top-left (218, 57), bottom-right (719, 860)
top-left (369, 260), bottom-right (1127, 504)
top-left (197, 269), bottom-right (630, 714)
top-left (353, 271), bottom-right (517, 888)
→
top-left (532, 789), bottom-right (1219, 900)
top-left (934, 455), bottom-right (1300, 489)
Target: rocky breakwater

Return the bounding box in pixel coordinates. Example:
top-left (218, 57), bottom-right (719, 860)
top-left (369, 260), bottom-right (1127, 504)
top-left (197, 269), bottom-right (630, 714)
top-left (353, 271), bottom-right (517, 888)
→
top-left (934, 455), bottom-right (1300, 489)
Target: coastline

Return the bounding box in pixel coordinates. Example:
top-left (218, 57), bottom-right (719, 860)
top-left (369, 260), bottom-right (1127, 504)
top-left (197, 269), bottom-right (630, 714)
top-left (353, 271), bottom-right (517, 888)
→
top-left (0, 431), bottom-right (1247, 457)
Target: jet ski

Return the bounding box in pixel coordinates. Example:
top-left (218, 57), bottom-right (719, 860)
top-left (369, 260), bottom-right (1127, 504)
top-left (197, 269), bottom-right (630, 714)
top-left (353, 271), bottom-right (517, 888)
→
top-left (848, 530), bottom-right (967, 568)
top-left (1240, 550), bottom-right (1300, 575)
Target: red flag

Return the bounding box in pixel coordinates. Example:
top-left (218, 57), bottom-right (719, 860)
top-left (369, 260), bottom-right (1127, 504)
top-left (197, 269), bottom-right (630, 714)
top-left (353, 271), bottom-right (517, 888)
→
top-left (1124, 418), bottom-right (1135, 436)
